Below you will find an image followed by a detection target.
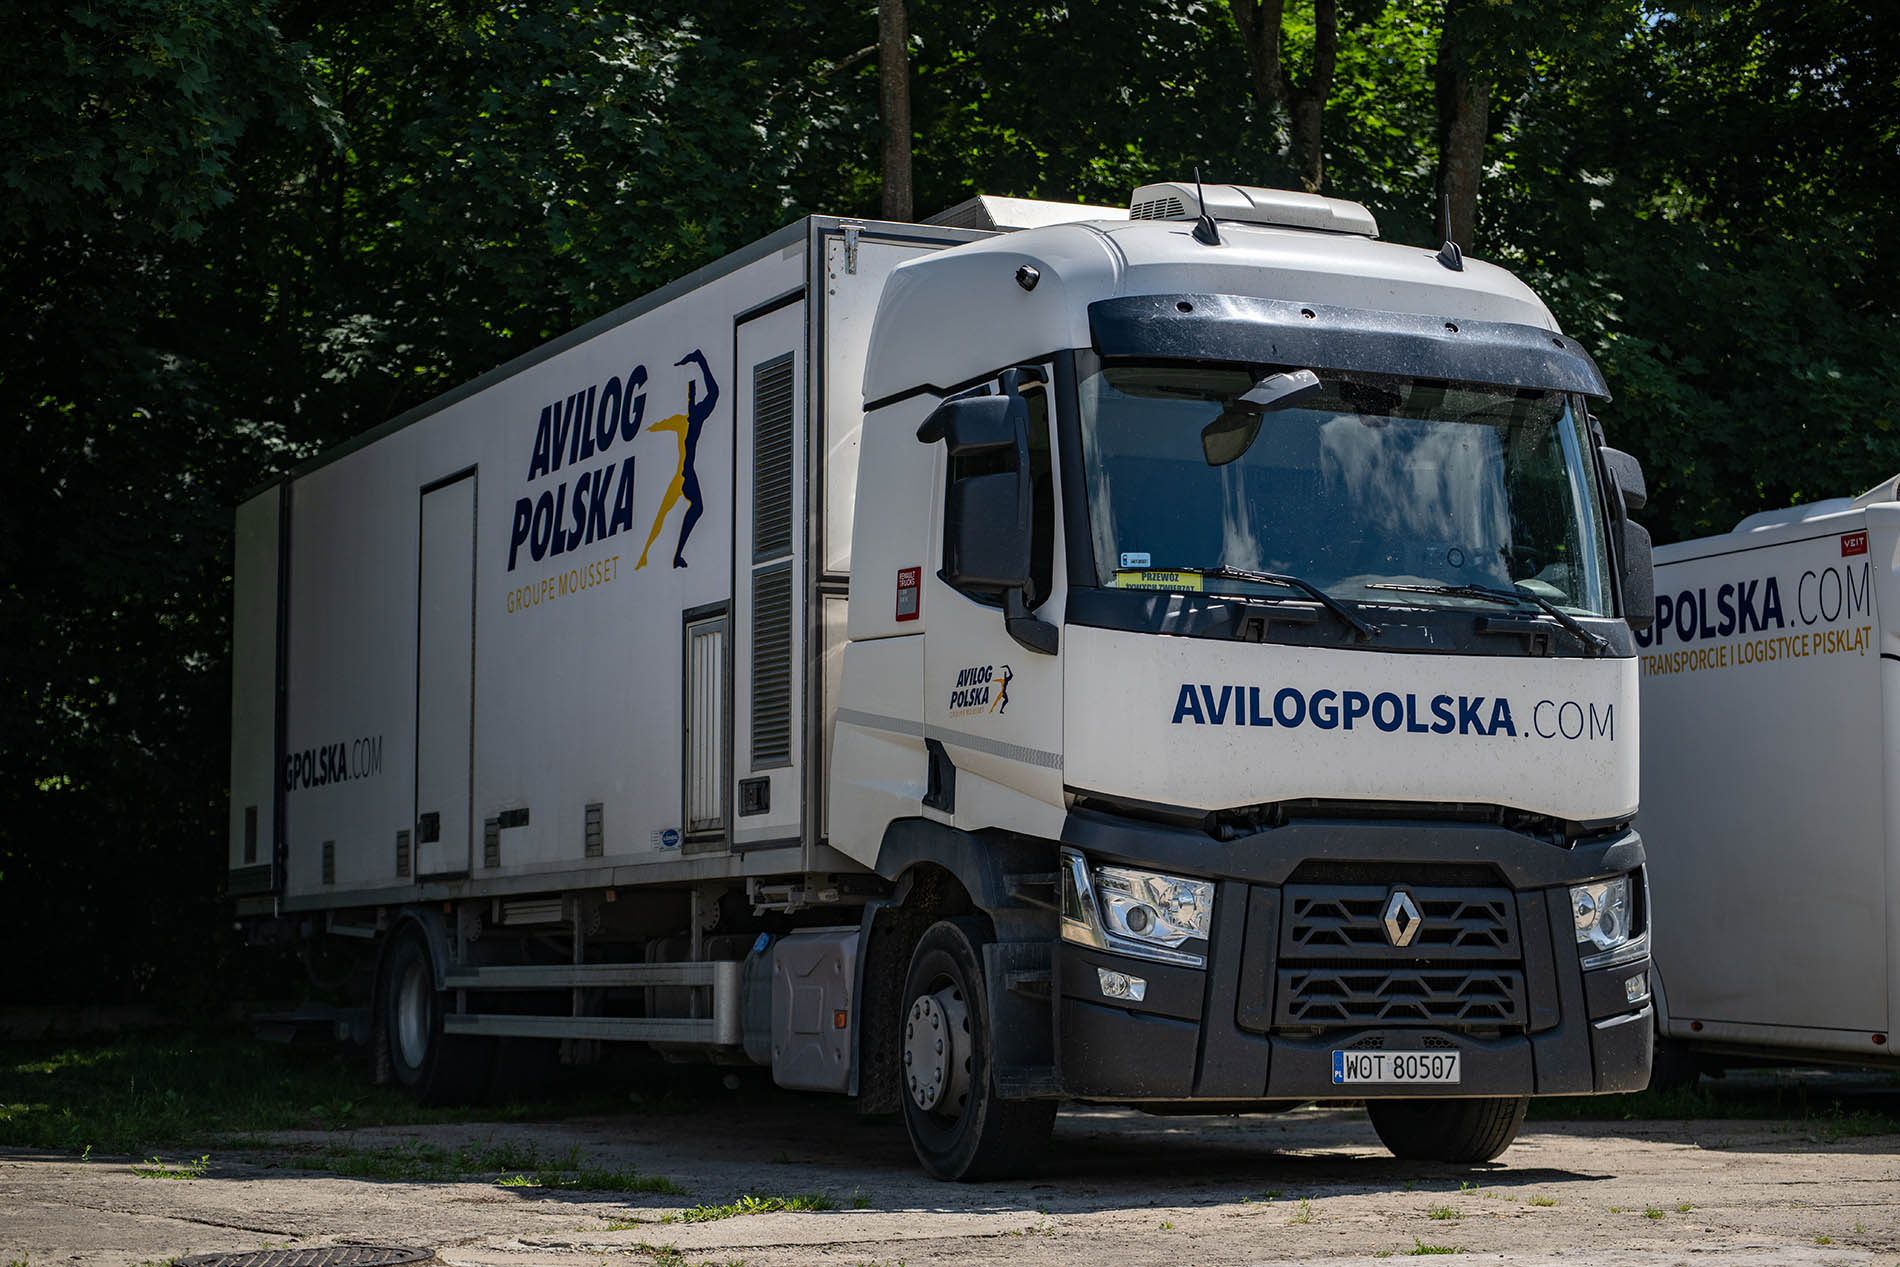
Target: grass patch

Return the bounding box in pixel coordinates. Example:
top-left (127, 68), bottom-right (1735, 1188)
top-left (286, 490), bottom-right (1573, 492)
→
top-left (1643, 1206), bottom-right (1664, 1219)
top-left (1426, 1205), bottom-right (1461, 1221)
top-left (1289, 1199), bottom-right (1315, 1224)
top-left (1527, 1195), bottom-right (1557, 1207)
top-left (1407, 1239), bottom-right (1461, 1255)
top-left (131, 1154), bottom-right (209, 1180)
top-left (673, 1193), bottom-right (837, 1223)
top-left (0, 1027), bottom-right (624, 1154)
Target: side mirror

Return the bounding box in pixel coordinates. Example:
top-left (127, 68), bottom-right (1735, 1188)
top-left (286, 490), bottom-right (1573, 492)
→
top-left (1620, 518), bottom-right (1655, 632)
top-left (918, 395), bottom-right (1033, 594)
top-left (1600, 447), bottom-right (1647, 513)
top-left (916, 390), bottom-right (1057, 654)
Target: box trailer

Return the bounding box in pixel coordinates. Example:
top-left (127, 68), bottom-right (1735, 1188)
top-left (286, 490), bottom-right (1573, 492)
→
top-left (230, 183), bottom-right (1659, 1179)
top-left (1637, 479), bottom-right (1900, 1081)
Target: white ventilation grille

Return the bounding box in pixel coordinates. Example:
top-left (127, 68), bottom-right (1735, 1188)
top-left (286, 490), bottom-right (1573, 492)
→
top-left (685, 616), bottom-right (726, 832)
top-left (752, 354), bottom-right (795, 562)
top-left (750, 563), bottom-right (793, 769)
top-left (1130, 196), bottom-right (1188, 220)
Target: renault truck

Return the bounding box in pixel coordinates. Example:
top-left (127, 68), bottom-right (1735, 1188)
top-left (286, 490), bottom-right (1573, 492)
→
top-left (229, 182), bottom-right (1658, 1179)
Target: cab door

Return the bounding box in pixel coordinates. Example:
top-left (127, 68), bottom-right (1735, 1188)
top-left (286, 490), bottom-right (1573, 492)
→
top-left (918, 369), bottom-right (1068, 837)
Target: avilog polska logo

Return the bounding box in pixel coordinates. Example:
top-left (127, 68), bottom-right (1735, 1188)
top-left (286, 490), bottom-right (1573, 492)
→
top-left (948, 664), bottom-right (1013, 717)
top-left (506, 351), bottom-right (719, 572)
top-left (1169, 683), bottom-right (1615, 742)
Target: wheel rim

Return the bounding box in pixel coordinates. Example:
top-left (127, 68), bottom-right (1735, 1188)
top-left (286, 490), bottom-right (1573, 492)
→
top-left (395, 956), bottom-right (431, 1070)
top-left (903, 984), bottom-right (971, 1116)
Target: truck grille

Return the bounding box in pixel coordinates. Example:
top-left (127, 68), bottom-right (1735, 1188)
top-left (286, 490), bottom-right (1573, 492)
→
top-left (1276, 965), bottom-right (1527, 1026)
top-left (1273, 884), bottom-right (1527, 1029)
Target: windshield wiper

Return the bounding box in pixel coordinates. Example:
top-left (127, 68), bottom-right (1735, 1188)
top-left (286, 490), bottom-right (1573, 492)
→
top-left (1144, 564), bottom-right (1379, 640)
top-left (1364, 581), bottom-right (1610, 656)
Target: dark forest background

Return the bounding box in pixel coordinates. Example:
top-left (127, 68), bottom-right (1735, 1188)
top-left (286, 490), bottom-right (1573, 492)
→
top-left (3, 0), bottom-right (1895, 1006)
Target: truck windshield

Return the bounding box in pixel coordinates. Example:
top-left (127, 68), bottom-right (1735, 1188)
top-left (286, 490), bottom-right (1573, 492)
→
top-left (1078, 364), bottom-right (1612, 615)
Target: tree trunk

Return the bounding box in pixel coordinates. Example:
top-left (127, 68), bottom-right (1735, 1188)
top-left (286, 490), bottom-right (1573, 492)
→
top-left (878, 0), bottom-right (912, 222)
top-left (1229, 0), bottom-right (1289, 114)
top-left (1434, 0), bottom-right (1491, 251)
top-left (1281, 0), bottom-right (1336, 192)
top-left (1230, 0), bottom-right (1336, 193)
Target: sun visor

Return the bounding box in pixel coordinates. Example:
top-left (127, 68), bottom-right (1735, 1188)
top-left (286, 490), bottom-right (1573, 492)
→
top-left (1089, 293), bottom-right (1610, 399)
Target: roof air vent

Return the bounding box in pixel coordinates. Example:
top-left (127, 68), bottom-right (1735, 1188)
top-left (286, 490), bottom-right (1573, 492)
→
top-left (1128, 182), bottom-right (1379, 238)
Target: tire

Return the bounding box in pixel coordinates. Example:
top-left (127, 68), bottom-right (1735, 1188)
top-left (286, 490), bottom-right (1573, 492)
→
top-left (1365, 1095), bottom-right (1529, 1163)
top-left (1648, 1033), bottom-right (1702, 1094)
top-left (899, 917), bottom-right (1056, 1181)
top-left (380, 922), bottom-right (493, 1105)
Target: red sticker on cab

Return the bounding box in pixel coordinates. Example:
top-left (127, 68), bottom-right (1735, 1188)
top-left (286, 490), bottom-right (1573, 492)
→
top-left (895, 566), bottom-right (921, 621)
top-left (1842, 531), bottom-right (1868, 557)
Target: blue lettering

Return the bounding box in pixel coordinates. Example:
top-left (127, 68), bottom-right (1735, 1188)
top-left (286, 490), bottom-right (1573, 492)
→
top-left (569, 385), bottom-right (597, 466)
top-left (1430, 694), bottom-right (1455, 733)
top-left (1274, 687), bottom-right (1305, 727)
top-left (567, 471), bottom-right (591, 545)
top-left (1717, 582), bottom-right (1736, 635)
top-left (596, 376), bottom-right (623, 453)
top-left (1172, 684), bottom-right (1205, 725)
top-left (1372, 692), bottom-right (1403, 732)
top-left (1697, 586), bottom-right (1716, 639)
top-left (550, 481), bottom-right (571, 555)
top-left (1342, 690), bottom-right (1370, 730)
top-left (1248, 686), bottom-right (1270, 726)
top-left (530, 490), bottom-right (555, 561)
top-left (1674, 589), bottom-right (1695, 643)
top-left (1761, 576), bottom-right (1784, 628)
top-left (1458, 696), bottom-right (1486, 735)
top-left (621, 365), bottom-right (648, 441)
top-left (1654, 592), bottom-right (1674, 643)
top-left (550, 392), bottom-right (577, 473)
top-left (1405, 693), bottom-right (1430, 733)
top-left (1311, 690), bottom-right (1339, 729)
top-left (507, 498), bottom-right (533, 570)
top-left (607, 457), bottom-right (637, 535)
top-left (584, 467), bottom-right (610, 543)
top-left (1200, 684), bottom-right (1233, 725)
top-left (1736, 579), bottom-right (1759, 632)
top-left (528, 405), bottom-right (555, 481)
top-left (1490, 697), bottom-right (1517, 736)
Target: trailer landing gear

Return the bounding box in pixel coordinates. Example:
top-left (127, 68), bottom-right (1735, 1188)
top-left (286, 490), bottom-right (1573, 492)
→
top-left (1366, 1095), bottom-right (1529, 1163)
top-left (899, 918), bottom-right (1055, 1181)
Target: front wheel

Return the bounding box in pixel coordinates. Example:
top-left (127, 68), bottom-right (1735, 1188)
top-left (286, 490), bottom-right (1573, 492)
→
top-left (899, 917), bottom-right (1055, 1181)
top-left (1365, 1095), bottom-right (1529, 1163)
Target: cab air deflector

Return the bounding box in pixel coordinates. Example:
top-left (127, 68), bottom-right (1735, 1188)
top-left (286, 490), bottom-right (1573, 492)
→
top-left (1088, 294), bottom-right (1610, 400)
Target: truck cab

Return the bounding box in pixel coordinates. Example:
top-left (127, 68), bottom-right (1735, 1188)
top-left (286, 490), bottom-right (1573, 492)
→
top-left (829, 183), bottom-right (1658, 1176)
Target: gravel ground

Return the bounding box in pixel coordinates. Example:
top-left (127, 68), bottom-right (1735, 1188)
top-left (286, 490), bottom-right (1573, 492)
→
top-left (5, 1080), bottom-right (1898, 1267)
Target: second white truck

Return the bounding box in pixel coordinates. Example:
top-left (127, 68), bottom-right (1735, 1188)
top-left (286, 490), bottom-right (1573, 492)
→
top-left (1638, 479), bottom-right (1900, 1082)
top-left (231, 182), bottom-right (1659, 1179)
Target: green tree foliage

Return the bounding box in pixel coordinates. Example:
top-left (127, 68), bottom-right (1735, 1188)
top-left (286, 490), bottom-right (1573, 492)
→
top-left (1, 0), bottom-right (1894, 1003)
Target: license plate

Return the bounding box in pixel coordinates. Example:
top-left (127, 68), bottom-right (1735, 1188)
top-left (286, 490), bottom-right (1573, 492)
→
top-left (1332, 1049), bottom-right (1461, 1085)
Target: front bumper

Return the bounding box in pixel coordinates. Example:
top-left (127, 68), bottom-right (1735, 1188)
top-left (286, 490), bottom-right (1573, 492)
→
top-left (1054, 809), bottom-right (1652, 1100)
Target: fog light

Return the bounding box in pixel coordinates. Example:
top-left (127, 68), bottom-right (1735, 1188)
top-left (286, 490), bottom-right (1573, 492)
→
top-left (1097, 967), bottom-right (1147, 1002)
top-left (1624, 972), bottom-right (1649, 1004)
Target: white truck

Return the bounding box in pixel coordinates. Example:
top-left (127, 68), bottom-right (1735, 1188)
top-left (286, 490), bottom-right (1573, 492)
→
top-left (1638, 479), bottom-right (1900, 1083)
top-left (229, 182), bottom-right (1659, 1180)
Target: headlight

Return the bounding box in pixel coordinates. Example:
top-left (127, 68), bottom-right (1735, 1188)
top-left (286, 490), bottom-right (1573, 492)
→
top-left (1061, 849), bottom-right (1213, 967)
top-left (1571, 873), bottom-right (1646, 969)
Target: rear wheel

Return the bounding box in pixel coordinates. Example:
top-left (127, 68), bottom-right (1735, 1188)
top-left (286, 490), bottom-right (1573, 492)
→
top-left (899, 917), bottom-right (1055, 1181)
top-left (1365, 1095), bottom-right (1529, 1163)
top-left (380, 922), bottom-right (492, 1105)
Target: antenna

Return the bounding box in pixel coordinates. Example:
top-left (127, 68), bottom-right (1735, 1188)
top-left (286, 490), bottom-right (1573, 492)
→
top-left (1192, 167), bottom-right (1221, 246)
top-left (1435, 193), bottom-right (1464, 271)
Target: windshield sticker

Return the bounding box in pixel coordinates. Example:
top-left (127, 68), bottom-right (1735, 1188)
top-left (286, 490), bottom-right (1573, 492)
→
top-left (1112, 569), bottom-right (1203, 592)
top-left (1119, 552), bottom-right (1152, 569)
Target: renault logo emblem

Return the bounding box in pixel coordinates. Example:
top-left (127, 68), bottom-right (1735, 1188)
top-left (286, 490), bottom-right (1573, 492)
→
top-left (1383, 889), bottom-right (1422, 948)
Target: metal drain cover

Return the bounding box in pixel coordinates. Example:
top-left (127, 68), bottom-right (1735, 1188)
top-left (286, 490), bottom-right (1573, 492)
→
top-left (177, 1248), bottom-right (432, 1267)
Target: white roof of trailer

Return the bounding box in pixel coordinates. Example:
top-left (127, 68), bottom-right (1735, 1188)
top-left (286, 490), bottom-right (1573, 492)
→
top-left (861, 217), bottom-right (1559, 402)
